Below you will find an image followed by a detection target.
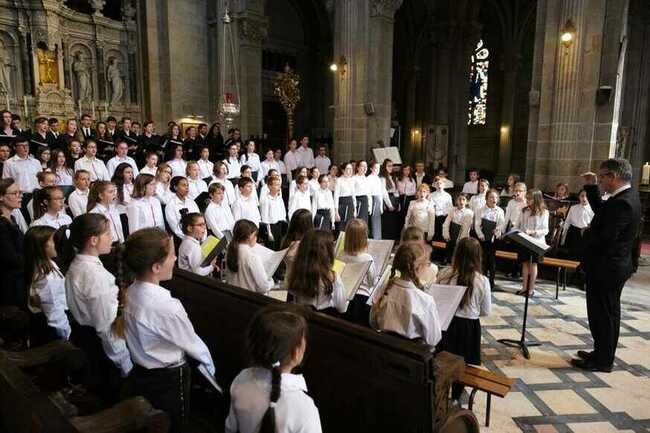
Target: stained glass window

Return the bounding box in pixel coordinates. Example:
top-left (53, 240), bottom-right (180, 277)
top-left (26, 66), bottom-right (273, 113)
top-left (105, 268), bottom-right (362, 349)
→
top-left (468, 39), bottom-right (489, 125)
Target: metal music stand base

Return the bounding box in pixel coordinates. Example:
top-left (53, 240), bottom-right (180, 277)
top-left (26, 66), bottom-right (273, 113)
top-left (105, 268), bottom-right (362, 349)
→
top-left (498, 256), bottom-right (541, 359)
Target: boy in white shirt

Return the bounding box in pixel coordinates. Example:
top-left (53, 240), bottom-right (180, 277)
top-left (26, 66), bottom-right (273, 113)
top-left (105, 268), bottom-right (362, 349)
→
top-left (197, 146), bottom-right (214, 179)
top-left (68, 170), bottom-right (91, 217)
top-left (259, 176), bottom-right (287, 250)
top-left (462, 169), bottom-right (480, 194)
top-left (314, 145), bottom-right (331, 176)
top-left (288, 175), bottom-right (312, 220)
top-left (139, 151), bottom-right (159, 176)
top-left (74, 140), bottom-right (110, 181)
top-left (107, 141), bottom-right (139, 178)
top-left (204, 183), bottom-right (235, 239)
top-left (231, 177), bottom-right (261, 226)
top-left (186, 161), bottom-right (208, 200)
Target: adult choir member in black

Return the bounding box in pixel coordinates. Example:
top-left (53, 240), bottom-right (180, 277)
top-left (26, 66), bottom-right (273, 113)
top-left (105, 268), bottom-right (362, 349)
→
top-left (0, 110), bottom-right (17, 137)
top-left (30, 117), bottom-right (51, 156)
top-left (80, 114), bottom-right (95, 141)
top-left (46, 117), bottom-right (60, 147)
top-left (571, 158), bottom-right (641, 372)
top-left (206, 123), bottom-right (225, 162)
top-left (183, 126), bottom-right (199, 159)
top-left (139, 121), bottom-right (161, 161)
top-left (115, 117), bottom-right (139, 158)
top-left (0, 178), bottom-right (25, 308)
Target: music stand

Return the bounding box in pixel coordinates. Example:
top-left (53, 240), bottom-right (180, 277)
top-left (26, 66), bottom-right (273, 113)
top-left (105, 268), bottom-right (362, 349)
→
top-left (498, 230), bottom-right (550, 359)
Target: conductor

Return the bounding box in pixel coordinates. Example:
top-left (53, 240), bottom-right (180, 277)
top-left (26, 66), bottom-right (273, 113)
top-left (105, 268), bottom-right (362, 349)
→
top-left (572, 158), bottom-right (641, 372)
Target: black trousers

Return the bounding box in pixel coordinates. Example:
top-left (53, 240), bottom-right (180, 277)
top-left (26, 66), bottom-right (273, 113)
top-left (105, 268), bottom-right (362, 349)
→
top-left (481, 241), bottom-right (497, 287)
top-left (585, 275), bottom-right (625, 367)
top-left (131, 363), bottom-right (191, 433)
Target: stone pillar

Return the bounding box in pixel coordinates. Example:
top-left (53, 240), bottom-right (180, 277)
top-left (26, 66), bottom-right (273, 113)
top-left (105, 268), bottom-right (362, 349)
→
top-left (527, 0), bottom-right (629, 191)
top-left (333, 0), bottom-right (402, 163)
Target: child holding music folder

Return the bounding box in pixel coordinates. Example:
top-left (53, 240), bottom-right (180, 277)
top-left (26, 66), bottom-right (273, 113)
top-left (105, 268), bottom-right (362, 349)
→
top-left (404, 183), bottom-right (436, 241)
top-left (515, 189), bottom-right (549, 297)
top-left (225, 219), bottom-right (274, 294)
top-left (369, 243), bottom-right (442, 348)
top-left (287, 229), bottom-right (348, 315)
top-left (474, 189), bottom-right (505, 289)
top-left (121, 228), bottom-right (216, 433)
top-left (225, 304), bottom-right (322, 433)
top-left (311, 174), bottom-right (335, 231)
top-left (281, 209), bottom-right (314, 280)
top-left (338, 219), bottom-right (378, 326)
top-left (178, 213), bottom-right (216, 277)
top-left (260, 176), bottom-right (287, 251)
top-left (437, 237), bottom-right (491, 403)
top-left (443, 193), bottom-right (473, 264)
top-left (288, 175), bottom-right (311, 221)
top-left (204, 183), bottom-right (235, 240)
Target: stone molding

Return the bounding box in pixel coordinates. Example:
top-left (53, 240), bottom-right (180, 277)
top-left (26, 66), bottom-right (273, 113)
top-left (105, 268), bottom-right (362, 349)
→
top-left (370, 0), bottom-right (404, 18)
top-left (237, 14), bottom-right (269, 44)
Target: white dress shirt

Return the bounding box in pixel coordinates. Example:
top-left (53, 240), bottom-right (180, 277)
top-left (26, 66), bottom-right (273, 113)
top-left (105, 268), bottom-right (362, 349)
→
top-left (140, 165), bottom-right (158, 176)
top-left (440, 178), bottom-right (454, 190)
top-left (561, 203), bottom-right (594, 245)
top-left (187, 177), bottom-right (208, 200)
top-left (283, 151), bottom-right (300, 180)
top-left (370, 278), bottom-right (442, 348)
top-left (405, 199), bottom-right (436, 239)
top-left (240, 153), bottom-right (262, 174)
top-left (55, 168), bottom-right (74, 186)
top-left (293, 272), bottom-right (348, 313)
top-left (468, 193), bottom-right (486, 215)
top-left (197, 159), bottom-right (214, 179)
top-left (519, 209), bottom-right (549, 240)
top-left (396, 177), bottom-right (416, 196)
top-left (116, 183), bottom-right (133, 215)
top-left (334, 176), bottom-right (356, 211)
top-left (259, 160), bottom-right (280, 180)
top-left (503, 199), bottom-right (526, 231)
top-left (204, 201), bottom-right (235, 239)
top-left (314, 155), bottom-right (331, 175)
top-left (429, 190), bottom-right (453, 216)
top-left (28, 262), bottom-right (71, 340)
top-left (154, 182), bottom-right (174, 205)
top-left (68, 188), bottom-right (89, 217)
top-left (436, 269), bottom-right (491, 320)
top-left (296, 146), bottom-right (315, 168)
top-left (474, 205), bottom-right (505, 241)
top-left (225, 243), bottom-right (274, 294)
top-left (168, 158), bottom-right (187, 178)
top-left (338, 252), bottom-right (378, 297)
top-left (164, 195), bottom-right (200, 239)
top-left (231, 194), bottom-right (261, 227)
top-left (276, 159), bottom-right (287, 175)
top-left (75, 156), bottom-right (110, 181)
top-left (90, 202), bottom-right (125, 243)
top-left (107, 155), bottom-right (139, 178)
top-left (462, 180), bottom-right (479, 194)
top-left (2, 155), bottom-right (41, 193)
top-left (353, 175), bottom-right (373, 212)
top-left (442, 207), bottom-right (474, 241)
top-left (30, 210), bottom-right (72, 229)
top-left (224, 157), bottom-right (241, 179)
top-left (124, 280), bottom-right (215, 374)
top-left (11, 208), bottom-right (28, 233)
top-left (208, 176), bottom-right (236, 207)
top-left (288, 189), bottom-right (311, 220)
top-left (179, 236), bottom-right (214, 276)
top-left (225, 367), bottom-right (322, 433)
top-left (311, 188), bottom-right (335, 229)
top-left (65, 254), bottom-right (133, 375)
top-left (127, 196), bottom-right (165, 233)
top-left (260, 192), bottom-right (287, 225)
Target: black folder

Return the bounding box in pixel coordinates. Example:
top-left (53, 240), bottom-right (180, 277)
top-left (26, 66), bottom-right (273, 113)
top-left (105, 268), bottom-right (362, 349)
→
top-left (504, 229), bottom-right (550, 257)
top-left (200, 235), bottom-right (229, 267)
top-left (449, 221), bottom-right (461, 242)
top-left (481, 218), bottom-right (498, 240)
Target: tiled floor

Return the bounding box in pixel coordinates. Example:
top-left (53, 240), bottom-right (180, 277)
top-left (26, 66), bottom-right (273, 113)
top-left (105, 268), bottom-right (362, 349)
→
top-left (467, 268), bottom-right (650, 433)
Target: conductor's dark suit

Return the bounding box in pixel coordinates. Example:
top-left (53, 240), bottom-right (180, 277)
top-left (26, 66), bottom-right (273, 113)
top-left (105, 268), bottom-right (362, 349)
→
top-left (583, 184), bottom-right (641, 367)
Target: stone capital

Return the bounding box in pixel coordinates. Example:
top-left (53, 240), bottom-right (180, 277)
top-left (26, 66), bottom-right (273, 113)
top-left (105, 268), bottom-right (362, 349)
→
top-left (370, 0), bottom-right (403, 18)
top-left (237, 14), bottom-right (268, 44)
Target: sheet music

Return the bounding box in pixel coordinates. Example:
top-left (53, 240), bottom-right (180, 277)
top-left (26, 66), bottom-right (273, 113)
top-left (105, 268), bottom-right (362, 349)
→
top-left (336, 260), bottom-right (372, 300)
top-left (372, 146), bottom-right (403, 165)
top-left (198, 364), bottom-right (223, 393)
top-left (268, 289), bottom-right (288, 302)
top-left (366, 239), bottom-right (394, 277)
top-left (504, 228), bottom-right (550, 254)
top-left (426, 284), bottom-right (467, 331)
top-left (252, 244), bottom-right (289, 278)
top-left (335, 232), bottom-right (345, 257)
top-left (200, 235), bottom-right (228, 267)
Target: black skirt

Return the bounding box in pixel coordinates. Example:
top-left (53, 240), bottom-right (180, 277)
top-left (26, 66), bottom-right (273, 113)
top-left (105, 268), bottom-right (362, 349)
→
top-left (355, 195), bottom-right (369, 223)
top-left (337, 196), bottom-right (355, 231)
top-left (315, 209), bottom-right (332, 231)
top-left (29, 312), bottom-right (60, 348)
top-left (381, 195), bottom-right (401, 240)
top-left (439, 316), bottom-right (481, 365)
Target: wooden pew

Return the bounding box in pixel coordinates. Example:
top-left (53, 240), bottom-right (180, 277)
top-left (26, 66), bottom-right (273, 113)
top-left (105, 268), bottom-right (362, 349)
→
top-left (459, 365), bottom-right (516, 427)
top-left (163, 270), bottom-right (480, 433)
top-left (0, 341), bottom-right (169, 433)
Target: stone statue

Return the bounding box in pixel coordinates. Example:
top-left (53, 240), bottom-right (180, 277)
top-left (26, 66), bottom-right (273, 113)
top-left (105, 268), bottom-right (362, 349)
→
top-left (107, 57), bottom-right (124, 105)
top-left (0, 47), bottom-right (11, 95)
top-left (72, 52), bottom-right (92, 101)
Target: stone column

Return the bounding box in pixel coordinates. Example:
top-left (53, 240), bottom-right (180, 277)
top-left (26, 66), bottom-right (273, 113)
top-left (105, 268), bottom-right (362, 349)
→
top-left (333, 0), bottom-right (402, 163)
top-left (527, 0), bottom-right (628, 191)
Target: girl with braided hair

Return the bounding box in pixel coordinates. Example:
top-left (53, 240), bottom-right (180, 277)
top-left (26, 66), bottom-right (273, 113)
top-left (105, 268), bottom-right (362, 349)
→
top-left (226, 304), bottom-right (322, 433)
top-left (370, 243), bottom-right (442, 348)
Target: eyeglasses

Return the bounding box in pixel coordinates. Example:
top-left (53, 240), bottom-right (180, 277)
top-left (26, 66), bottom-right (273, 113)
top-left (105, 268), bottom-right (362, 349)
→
top-left (5, 190), bottom-right (22, 197)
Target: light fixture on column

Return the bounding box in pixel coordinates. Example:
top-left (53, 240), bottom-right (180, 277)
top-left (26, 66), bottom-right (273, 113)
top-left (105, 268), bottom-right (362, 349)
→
top-left (218, 5), bottom-right (240, 129)
top-left (560, 19), bottom-right (576, 50)
top-left (329, 56), bottom-right (347, 77)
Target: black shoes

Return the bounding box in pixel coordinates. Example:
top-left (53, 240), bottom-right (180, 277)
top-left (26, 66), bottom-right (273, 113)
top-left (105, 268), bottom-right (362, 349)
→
top-left (570, 357), bottom-right (613, 373)
top-left (576, 350), bottom-right (593, 361)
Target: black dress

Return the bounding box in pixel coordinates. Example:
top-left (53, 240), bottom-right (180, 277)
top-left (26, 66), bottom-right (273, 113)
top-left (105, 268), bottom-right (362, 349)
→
top-left (0, 216), bottom-right (25, 308)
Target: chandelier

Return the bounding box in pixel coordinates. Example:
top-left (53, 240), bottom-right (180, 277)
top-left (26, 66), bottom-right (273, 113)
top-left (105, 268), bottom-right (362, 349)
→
top-left (218, 6), bottom-right (240, 129)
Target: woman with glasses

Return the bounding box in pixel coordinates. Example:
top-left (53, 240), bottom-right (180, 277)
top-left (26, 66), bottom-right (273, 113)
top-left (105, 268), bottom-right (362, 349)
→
top-left (0, 178), bottom-right (26, 307)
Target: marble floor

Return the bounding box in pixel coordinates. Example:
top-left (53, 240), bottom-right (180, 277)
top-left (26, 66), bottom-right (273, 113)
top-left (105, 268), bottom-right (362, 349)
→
top-left (467, 265), bottom-right (650, 433)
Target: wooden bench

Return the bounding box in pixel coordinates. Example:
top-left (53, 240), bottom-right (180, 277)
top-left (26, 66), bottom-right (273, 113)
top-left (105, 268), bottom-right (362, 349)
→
top-left (459, 365), bottom-right (516, 427)
top-left (433, 241), bottom-right (580, 299)
top-left (0, 340), bottom-right (169, 433)
top-left (164, 269), bottom-right (480, 433)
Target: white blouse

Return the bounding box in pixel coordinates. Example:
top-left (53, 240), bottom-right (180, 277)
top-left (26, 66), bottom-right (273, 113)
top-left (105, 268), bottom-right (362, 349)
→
top-left (90, 203), bottom-right (124, 243)
top-left (370, 278), bottom-right (442, 348)
top-left (293, 272), bottom-right (348, 313)
top-left (231, 195), bottom-right (261, 227)
top-left (260, 193), bottom-right (287, 225)
top-left (288, 189), bottom-right (311, 220)
top-left (30, 210), bottom-right (72, 229)
top-left (240, 152), bottom-right (262, 174)
top-left (368, 173), bottom-right (392, 212)
top-left (474, 205), bottom-right (506, 241)
top-left (224, 156), bottom-right (241, 179)
top-left (405, 199), bottom-right (436, 239)
top-left (74, 156), bottom-right (110, 181)
top-left (396, 177), bottom-right (416, 196)
top-left (225, 367), bottom-right (322, 433)
top-left (353, 174), bottom-right (373, 210)
top-left (68, 189), bottom-right (89, 217)
top-left (260, 160), bottom-right (280, 180)
top-left (225, 243), bottom-right (274, 294)
top-left (126, 196), bottom-right (165, 233)
top-left (124, 280), bottom-right (215, 374)
top-left (28, 262), bottom-right (70, 340)
top-left (65, 254), bottom-right (133, 375)
top-left (462, 180), bottom-right (479, 194)
top-left (204, 201), bottom-right (235, 239)
top-left (429, 190), bottom-right (453, 216)
top-left (187, 177), bottom-right (208, 201)
top-left (168, 158), bottom-right (187, 178)
top-left (519, 209), bottom-right (549, 240)
top-left (503, 199), bottom-right (526, 230)
top-left (164, 195), bottom-right (200, 239)
top-left (561, 203), bottom-right (594, 245)
top-left (197, 159), bottom-right (214, 179)
top-left (311, 188), bottom-right (335, 228)
top-left (179, 236), bottom-right (214, 276)
top-left (140, 165), bottom-right (158, 176)
top-left (442, 207), bottom-right (474, 241)
top-left (55, 168), bottom-right (74, 186)
top-left (436, 269), bottom-right (491, 320)
top-left (154, 182), bottom-right (174, 206)
top-left (334, 176), bottom-right (356, 210)
top-left (283, 151), bottom-right (300, 180)
top-left (208, 176), bottom-right (236, 206)
top-left (468, 193), bottom-right (486, 215)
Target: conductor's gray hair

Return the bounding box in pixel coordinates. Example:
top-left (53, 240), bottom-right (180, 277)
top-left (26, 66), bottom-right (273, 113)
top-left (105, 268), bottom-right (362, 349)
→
top-left (601, 158), bottom-right (633, 182)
